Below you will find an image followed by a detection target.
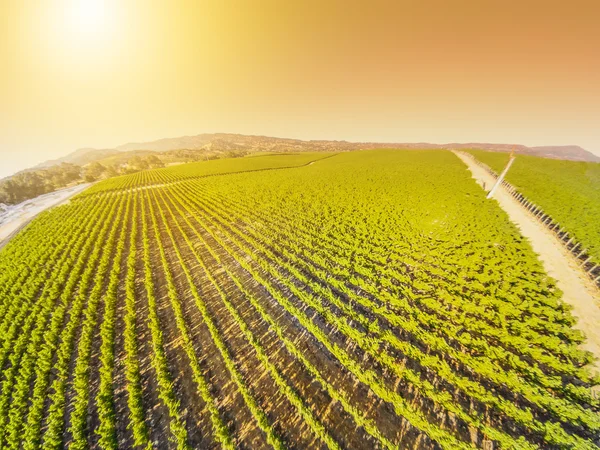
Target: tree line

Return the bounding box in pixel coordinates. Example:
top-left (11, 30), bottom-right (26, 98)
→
top-left (0, 155), bottom-right (165, 206)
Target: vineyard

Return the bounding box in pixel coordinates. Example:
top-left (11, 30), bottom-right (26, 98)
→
top-left (466, 150), bottom-right (600, 264)
top-left (0, 150), bottom-right (599, 449)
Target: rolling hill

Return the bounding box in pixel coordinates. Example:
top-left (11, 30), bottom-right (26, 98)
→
top-left (32, 133), bottom-right (600, 173)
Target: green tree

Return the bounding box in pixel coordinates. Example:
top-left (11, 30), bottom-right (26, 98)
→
top-left (83, 162), bottom-right (107, 182)
top-left (128, 156), bottom-right (149, 171)
top-left (144, 155), bottom-right (164, 169)
top-left (44, 163), bottom-right (81, 188)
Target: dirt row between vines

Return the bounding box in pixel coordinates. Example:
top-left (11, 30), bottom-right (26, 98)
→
top-left (453, 150), bottom-right (600, 375)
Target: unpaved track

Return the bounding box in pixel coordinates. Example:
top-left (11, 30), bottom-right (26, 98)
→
top-left (453, 151), bottom-right (600, 373)
top-left (0, 183), bottom-right (91, 250)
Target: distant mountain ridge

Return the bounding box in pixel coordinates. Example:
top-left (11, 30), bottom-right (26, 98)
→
top-left (528, 145), bottom-right (599, 162)
top-left (35, 133), bottom-right (600, 171)
top-left (113, 133), bottom-right (600, 162)
top-left (34, 148), bottom-right (121, 169)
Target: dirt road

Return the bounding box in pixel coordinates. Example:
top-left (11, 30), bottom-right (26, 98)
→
top-left (453, 151), bottom-right (600, 373)
top-left (0, 183), bottom-right (91, 249)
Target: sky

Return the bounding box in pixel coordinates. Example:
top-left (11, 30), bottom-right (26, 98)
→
top-left (1, 0), bottom-right (599, 178)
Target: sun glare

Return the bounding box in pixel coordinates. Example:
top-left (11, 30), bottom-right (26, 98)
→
top-left (39, 0), bottom-right (126, 70)
top-left (67, 0), bottom-right (107, 35)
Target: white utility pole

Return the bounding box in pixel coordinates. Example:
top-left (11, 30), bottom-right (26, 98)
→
top-left (487, 152), bottom-right (516, 199)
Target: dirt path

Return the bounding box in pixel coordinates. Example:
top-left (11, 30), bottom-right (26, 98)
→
top-left (453, 151), bottom-right (600, 373)
top-left (0, 183), bottom-right (91, 250)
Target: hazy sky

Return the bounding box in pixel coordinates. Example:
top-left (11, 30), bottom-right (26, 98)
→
top-left (1, 0), bottom-right (599, 178)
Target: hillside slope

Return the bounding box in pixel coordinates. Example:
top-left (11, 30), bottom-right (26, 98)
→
top-left (113, 133), bottom-right (600, 162)
top-left (1, 151), bottom-right (599, 448)
top-left (29, 134), bottom-right (598, 174)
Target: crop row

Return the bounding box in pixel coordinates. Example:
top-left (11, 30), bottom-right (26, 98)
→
top-left (160, 178), bottom-right (596, 448)
top-left (464, 150), bottom-right (600, 287)
top-left (2, 150), bottom-right (598, 449)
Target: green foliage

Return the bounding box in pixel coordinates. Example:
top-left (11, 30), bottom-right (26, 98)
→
top-left (1, 151), bottom-right (599, 449)
top-left (83, 161), bottom-right (108, 182)
top-left (467, 150), bottom-right (600, 262)
top-left (0, 163), bottom-right (84, 205)
top-left (79, 152), bottom-right (334, 196)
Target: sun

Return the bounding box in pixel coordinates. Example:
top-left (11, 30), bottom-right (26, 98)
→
top-left (67, 0), bottom-right (108, 35)
top-left (40, 0), bottom-right (125, 68)
top-left (65, 0), bottom-right (113, 38)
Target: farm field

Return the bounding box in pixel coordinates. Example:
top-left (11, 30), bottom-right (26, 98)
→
top-left (0, 183), bottom-right (91, 249)
top-left (466, 150), bottom-right (600, 263)
top-left (0, 150), bottom-right (599, 449)
top-left (81, 152), bottom-right (332, 196)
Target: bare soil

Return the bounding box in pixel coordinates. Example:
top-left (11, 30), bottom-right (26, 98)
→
top-left (453, 151), bottom-right (600, 374)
